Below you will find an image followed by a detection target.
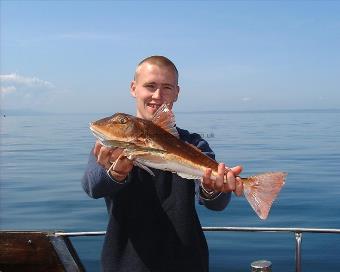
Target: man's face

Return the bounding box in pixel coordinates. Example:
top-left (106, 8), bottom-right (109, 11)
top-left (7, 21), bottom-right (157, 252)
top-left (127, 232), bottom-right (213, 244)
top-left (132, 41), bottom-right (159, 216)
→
top-left (130, 63), bottom-right (179, 120)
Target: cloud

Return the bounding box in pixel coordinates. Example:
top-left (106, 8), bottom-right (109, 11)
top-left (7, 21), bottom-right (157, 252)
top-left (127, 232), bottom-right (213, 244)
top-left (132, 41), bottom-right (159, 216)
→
top-left (0, 73), bottom-right (55, 89)
top-left (242, 97), bottom-right (252, 102)
top-left (0, 86), bottom-right (16, 94)
top-left (1, 73), bottom-right (57, 110)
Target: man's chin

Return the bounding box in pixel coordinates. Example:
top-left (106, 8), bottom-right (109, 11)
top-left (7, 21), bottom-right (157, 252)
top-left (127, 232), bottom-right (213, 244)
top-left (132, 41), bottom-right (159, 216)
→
top-left (146, 105), bottom-right (159, 115)
top-left (138, 109), bottom-right (154, 121)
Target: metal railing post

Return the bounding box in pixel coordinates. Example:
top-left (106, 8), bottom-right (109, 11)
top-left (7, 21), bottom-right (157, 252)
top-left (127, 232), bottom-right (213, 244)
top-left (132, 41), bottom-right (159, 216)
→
top-left (295, 232), bottom-right (302, 272)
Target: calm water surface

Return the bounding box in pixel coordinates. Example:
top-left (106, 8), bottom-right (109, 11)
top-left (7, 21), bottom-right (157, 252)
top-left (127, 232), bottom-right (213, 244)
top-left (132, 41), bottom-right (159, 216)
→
top-left (1, 110), bottom-right (340, 271)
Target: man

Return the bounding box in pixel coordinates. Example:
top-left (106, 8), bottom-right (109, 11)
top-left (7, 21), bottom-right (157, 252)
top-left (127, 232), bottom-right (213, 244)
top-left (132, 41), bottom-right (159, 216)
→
top-left (82, 56), bottom-right (244, 272)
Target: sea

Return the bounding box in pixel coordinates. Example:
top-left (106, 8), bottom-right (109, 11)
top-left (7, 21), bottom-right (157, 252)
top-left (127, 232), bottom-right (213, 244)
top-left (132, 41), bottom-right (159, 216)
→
top-left (1, 110), bottom-right (340, 272)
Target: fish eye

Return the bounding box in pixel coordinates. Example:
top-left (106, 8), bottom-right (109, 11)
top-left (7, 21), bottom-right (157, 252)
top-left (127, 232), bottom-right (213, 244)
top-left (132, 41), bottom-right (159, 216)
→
top-left (118, 116), bottom-right (128, 124)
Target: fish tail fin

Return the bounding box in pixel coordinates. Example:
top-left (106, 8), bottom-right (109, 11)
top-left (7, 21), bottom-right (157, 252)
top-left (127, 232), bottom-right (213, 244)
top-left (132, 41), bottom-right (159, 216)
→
top-left (242, 172), bottom-right (287, 220)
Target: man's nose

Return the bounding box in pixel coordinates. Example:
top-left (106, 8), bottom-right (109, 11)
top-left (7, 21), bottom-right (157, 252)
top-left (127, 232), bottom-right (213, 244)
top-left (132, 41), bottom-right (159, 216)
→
top-left (152, 88), bottom-right (162, 99)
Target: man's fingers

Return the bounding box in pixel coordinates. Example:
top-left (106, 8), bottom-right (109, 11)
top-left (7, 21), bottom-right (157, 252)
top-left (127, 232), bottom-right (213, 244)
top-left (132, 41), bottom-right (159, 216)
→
top-left (230, 165), bottom-right (243, 176)
top-left (202, 168), bottom-right (214, 191)
top-left (97, 147), bottom-right (113, 168)
top-left (112, 156), bottom-right (134, 174)
top-left (93, 141), bottom-right (103, 157)
top-left (226, 170), bottom-right (236, 191)
top-left (110, 148), bottom-right (124, 162)
top-left (200, 163), bottom-right (244, 196)
top-left (94, 143), bottom-right (126, 170)
top-left (214, 163), bottom-right (225, 191)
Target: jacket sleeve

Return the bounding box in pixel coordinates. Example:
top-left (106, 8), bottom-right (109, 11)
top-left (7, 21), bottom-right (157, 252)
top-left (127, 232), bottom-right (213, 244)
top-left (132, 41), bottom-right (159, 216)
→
top-left (81, 148), bottom-right (129, 199)
top-left (183, 130), bottom-right (231, 211)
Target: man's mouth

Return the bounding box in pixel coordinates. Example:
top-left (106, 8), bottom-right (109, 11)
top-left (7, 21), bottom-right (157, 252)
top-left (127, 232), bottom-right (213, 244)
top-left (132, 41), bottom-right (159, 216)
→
top-left (147, 103), bottom-right (162, 110)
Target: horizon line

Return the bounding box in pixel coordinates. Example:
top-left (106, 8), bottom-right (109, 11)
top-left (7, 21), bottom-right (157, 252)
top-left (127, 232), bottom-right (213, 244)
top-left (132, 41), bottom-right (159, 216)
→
top-left (2, 108), bottom-right (340, 116)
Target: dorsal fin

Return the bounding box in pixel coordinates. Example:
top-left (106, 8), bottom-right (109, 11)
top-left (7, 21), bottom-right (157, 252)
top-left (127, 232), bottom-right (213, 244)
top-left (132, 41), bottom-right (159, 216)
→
top-left (152, 104), bottom-right (179, 138)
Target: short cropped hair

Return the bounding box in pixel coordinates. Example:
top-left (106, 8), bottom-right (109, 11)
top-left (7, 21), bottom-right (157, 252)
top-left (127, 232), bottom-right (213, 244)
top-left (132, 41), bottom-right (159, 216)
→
top-left (134, 55), bottom-right (179, 84)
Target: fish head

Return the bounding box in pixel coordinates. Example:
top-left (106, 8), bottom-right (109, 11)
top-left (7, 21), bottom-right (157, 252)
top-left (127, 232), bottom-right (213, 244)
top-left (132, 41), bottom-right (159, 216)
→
top-left (90, 113), bottom-right (145, 144)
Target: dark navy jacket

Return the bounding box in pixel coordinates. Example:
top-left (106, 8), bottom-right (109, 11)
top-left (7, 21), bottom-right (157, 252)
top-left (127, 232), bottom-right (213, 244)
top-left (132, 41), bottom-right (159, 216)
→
top-left (82, 127), bottom-right (231, 272)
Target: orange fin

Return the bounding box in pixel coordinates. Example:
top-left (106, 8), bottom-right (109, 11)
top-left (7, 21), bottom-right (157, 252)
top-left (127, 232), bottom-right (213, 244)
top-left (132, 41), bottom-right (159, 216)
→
top-left (242, 172), bottom-right (287, 220)
top-left (152, 104), bottom-right (179, 138)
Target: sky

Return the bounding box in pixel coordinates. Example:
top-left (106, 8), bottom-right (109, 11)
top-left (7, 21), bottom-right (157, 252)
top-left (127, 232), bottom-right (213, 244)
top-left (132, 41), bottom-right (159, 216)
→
top-left (1, 1), bottom-right (340, 114)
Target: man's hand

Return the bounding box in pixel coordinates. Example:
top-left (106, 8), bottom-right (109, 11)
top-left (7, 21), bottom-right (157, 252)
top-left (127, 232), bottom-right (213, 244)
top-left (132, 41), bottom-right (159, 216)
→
top-left (93, 140), bottom-right (133, 182)
top-left (202, 163), bottom-right (243, 196)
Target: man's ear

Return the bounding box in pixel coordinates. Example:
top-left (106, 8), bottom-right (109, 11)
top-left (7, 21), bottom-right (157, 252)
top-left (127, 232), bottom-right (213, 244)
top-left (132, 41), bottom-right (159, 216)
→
top-left (130, 81), bottom-right (136, 98)
top-left (173, 85), bottom-right (180, 102)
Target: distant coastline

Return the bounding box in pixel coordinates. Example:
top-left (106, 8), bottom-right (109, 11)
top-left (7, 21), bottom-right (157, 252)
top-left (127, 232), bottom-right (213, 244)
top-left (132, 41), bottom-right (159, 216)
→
top-left (0, 109), bottom-right (55, 116)
top-left (2, 108), bottom-right (340, 116)
top-left (177, 108), bottom-right (340, 115)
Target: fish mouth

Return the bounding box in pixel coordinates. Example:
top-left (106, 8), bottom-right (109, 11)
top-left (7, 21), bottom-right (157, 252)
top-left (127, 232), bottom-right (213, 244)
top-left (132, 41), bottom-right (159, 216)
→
top-left (90, 124), bottom-right (129, 149)
top-left (89, 124), bottom-right (108, 144)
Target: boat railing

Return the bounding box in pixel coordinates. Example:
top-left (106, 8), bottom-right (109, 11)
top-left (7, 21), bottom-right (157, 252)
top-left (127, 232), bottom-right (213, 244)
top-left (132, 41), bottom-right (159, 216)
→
top-left (55, 226), bottom-right (340, 272)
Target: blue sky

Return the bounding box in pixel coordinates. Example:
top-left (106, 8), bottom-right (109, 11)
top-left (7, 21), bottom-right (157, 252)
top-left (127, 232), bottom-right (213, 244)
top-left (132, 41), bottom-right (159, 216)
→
top-left (1, 1), bottom-right (340, 114)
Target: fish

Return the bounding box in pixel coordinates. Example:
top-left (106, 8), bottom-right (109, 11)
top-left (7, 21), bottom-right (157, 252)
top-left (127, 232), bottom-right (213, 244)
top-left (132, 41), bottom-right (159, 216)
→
top-left (90, 104), bottom-right (286, 220)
